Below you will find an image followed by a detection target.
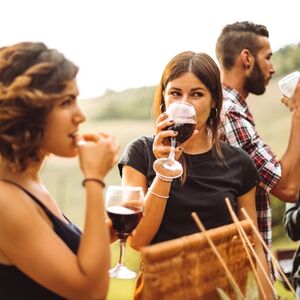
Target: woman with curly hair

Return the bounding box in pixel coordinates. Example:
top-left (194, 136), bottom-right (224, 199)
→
top-left (0, 42), bottom-right (119, 299)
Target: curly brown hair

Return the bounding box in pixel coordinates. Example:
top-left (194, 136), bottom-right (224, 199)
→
top-left (0, 42), bottom-right (78, 171)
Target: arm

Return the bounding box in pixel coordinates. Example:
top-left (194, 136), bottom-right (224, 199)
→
top-left (222, 97), bottom-right (300, 202)
top-left (237, 187), bottom-right (275, 299)
top-left (0, 133), bottom-right (119, 300)
top-left (120, 113), bottom-right (184, 250)
top-left (272, 80), bottom-right (300, 201)
top-left (283, 201), bottom-right (300, 241)
top-left (122, 165), bottom-right (171, 250)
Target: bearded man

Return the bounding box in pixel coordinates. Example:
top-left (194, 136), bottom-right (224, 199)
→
top-left (215, 21), bottom-right (300, 271)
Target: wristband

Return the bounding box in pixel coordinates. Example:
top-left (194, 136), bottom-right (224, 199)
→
top-left (156, 173), bottom-right (173, 182)
top-left (82, 178), bottom-right (106, 188)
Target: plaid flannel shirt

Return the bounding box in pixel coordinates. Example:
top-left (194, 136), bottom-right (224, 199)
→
top-left (219, 86), bottom-right (281, 250)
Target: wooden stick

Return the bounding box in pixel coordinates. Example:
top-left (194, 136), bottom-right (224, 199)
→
top-left (241, 207), bottom-right (297, 297)
top-left (191, 212), bottom-right (245, 300)
top-left (225, 197), bottom-right (270, 299)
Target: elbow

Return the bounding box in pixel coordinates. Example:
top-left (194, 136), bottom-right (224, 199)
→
top-left (80, 269), bottom-right (110, 300)
top-left (272, 186), bottom-right (299, 203)
top-left (72, 285), bottom-right (108, 300)
top-left (86, 277), bottom-right (109, 300)
top-left (285, 225), bottom-right (300, 241)
top-left (128, 236), bottom-right (148, 251)
top-left (287, 234), bottom-right (300, 242)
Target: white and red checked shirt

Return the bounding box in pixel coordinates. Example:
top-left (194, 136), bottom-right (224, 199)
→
top-left (219, 86), bottom-right (281, 249)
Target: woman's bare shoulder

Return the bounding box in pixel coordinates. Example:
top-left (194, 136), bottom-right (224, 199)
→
top-left (0, 181), bottom-right (40, 225)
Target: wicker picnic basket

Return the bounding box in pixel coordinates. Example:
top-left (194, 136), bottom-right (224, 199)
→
top-left (140, 220), bottom-right (254, 300)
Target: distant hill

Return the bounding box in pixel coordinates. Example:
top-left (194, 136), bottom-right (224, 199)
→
top-left (79, 43), bottom-right (300, 121)
top-left (79, 86), bottom-right (155, 121)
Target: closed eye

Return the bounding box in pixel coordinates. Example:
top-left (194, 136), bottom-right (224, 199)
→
top-left (60, 97), bottom-right (75, 107)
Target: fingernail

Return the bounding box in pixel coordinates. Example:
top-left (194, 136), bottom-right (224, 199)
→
top-left (173, 131), bottom-right (178, 135)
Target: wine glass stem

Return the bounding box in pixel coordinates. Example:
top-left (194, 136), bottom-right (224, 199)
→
top-left (118, 238), bottom-right (127, 266)
top-left (168, 138), bottom-right (177, 161)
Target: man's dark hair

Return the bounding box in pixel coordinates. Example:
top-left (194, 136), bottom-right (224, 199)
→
top-left (215, 21), bottom-right (269, 70)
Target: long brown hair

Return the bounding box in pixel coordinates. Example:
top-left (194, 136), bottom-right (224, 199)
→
top-left (152, 51), bottom-right (224, 182)
top-left (0, 42), bottom-right (78, 171)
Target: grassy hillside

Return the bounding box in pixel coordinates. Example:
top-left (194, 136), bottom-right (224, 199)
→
top-left (81, 86), bottom-right (155, 120)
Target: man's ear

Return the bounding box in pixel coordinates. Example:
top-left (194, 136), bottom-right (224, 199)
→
top-left (240, 49), bottom-right (254, 69)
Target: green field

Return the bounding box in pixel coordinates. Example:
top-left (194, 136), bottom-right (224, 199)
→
top-left (41, 79), bottom-right (299, 299)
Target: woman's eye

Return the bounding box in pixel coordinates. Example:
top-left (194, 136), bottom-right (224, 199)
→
top-left (193, 92), bottom-right (203, 97)
top-left (171, 91), bottom-right (181, 97)
top-left (61, 98), bottom-right (73, 107)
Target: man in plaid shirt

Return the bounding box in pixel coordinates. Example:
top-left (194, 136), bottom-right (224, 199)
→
top-left (215, 22), bottom-right (300, 266)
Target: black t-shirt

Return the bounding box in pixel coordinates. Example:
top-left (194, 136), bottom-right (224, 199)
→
top-left (118, 136), bottom-right (261, 244)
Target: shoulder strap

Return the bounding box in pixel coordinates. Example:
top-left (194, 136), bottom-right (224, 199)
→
top-left (1, 179), bottom-right (52, 214)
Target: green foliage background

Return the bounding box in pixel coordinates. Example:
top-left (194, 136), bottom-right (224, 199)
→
top-left (41, 43), bottom-right (300, 299)
top-left (272, 43), bottom-right (300, 76)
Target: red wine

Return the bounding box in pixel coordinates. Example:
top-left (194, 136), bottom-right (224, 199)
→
top-left (107, 205), bottom-right (142, 239)
top-left (167, 123), bottom-right (196, 145)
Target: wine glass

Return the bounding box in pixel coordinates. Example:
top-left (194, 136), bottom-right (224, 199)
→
top-left (153, 101), bottom-right (197, 180)
top-left (105, 185), bottom-right (144, 279)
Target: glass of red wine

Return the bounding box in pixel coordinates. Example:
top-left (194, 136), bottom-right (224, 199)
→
top-left (153, 101), bottom-right (196, 180)
top-left (105, 185), bottom-right (144, 279)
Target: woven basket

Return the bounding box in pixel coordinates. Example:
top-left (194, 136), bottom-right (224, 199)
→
top-left (140, 220), bottom-right (254, 300)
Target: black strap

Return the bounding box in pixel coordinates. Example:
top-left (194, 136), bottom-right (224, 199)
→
top-left (1, 179), bottom-right (54, 218)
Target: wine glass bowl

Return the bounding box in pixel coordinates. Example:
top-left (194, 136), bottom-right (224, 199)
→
top-left (106, 206), bottom-right (142, 240)
top-left (153, 101), bottom-right (197, 180)
top-left (165, 101), bottom-right (197, 144)
top-left (105, 185), bottom-right (144, 279)
top-left (166, 123), bottom-right (196, 145)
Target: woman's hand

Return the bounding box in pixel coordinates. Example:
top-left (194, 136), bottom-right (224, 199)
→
top-left (106, 219), bottom-right (118, 243)
top-left (153, 112), bottom-right (182, 160)
top-left (153, 112), bottom-right (198, 160)
top-left (75, 132), bottom-right (120, 179)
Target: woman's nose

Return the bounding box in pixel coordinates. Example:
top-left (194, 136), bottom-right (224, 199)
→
top-left (74, 106), bottom-right (86, 124)
top-left (181, 96), bottom-right (188, 103)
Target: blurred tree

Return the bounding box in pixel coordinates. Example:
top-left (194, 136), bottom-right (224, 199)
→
top-left (272, 43), bottom-right (300, 77)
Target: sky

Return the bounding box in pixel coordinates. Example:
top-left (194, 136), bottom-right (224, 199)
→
top-left (1, 0), bottom-right (299, 99)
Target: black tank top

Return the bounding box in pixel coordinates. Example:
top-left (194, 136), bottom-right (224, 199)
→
top-left (0, 181), bottom-right (82, 300)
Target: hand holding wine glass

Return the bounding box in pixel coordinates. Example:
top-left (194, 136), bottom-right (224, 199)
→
top-left (105, 185), bottom-right (144, 279)
top-left (153, 101), bottom-right (197, 180)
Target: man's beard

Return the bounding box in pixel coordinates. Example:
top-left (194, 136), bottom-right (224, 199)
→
top-left (244, 61), bottom-right (266, 95)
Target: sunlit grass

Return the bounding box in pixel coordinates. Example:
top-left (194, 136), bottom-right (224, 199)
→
top-left (107, 242), bottom-right (140, 300)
